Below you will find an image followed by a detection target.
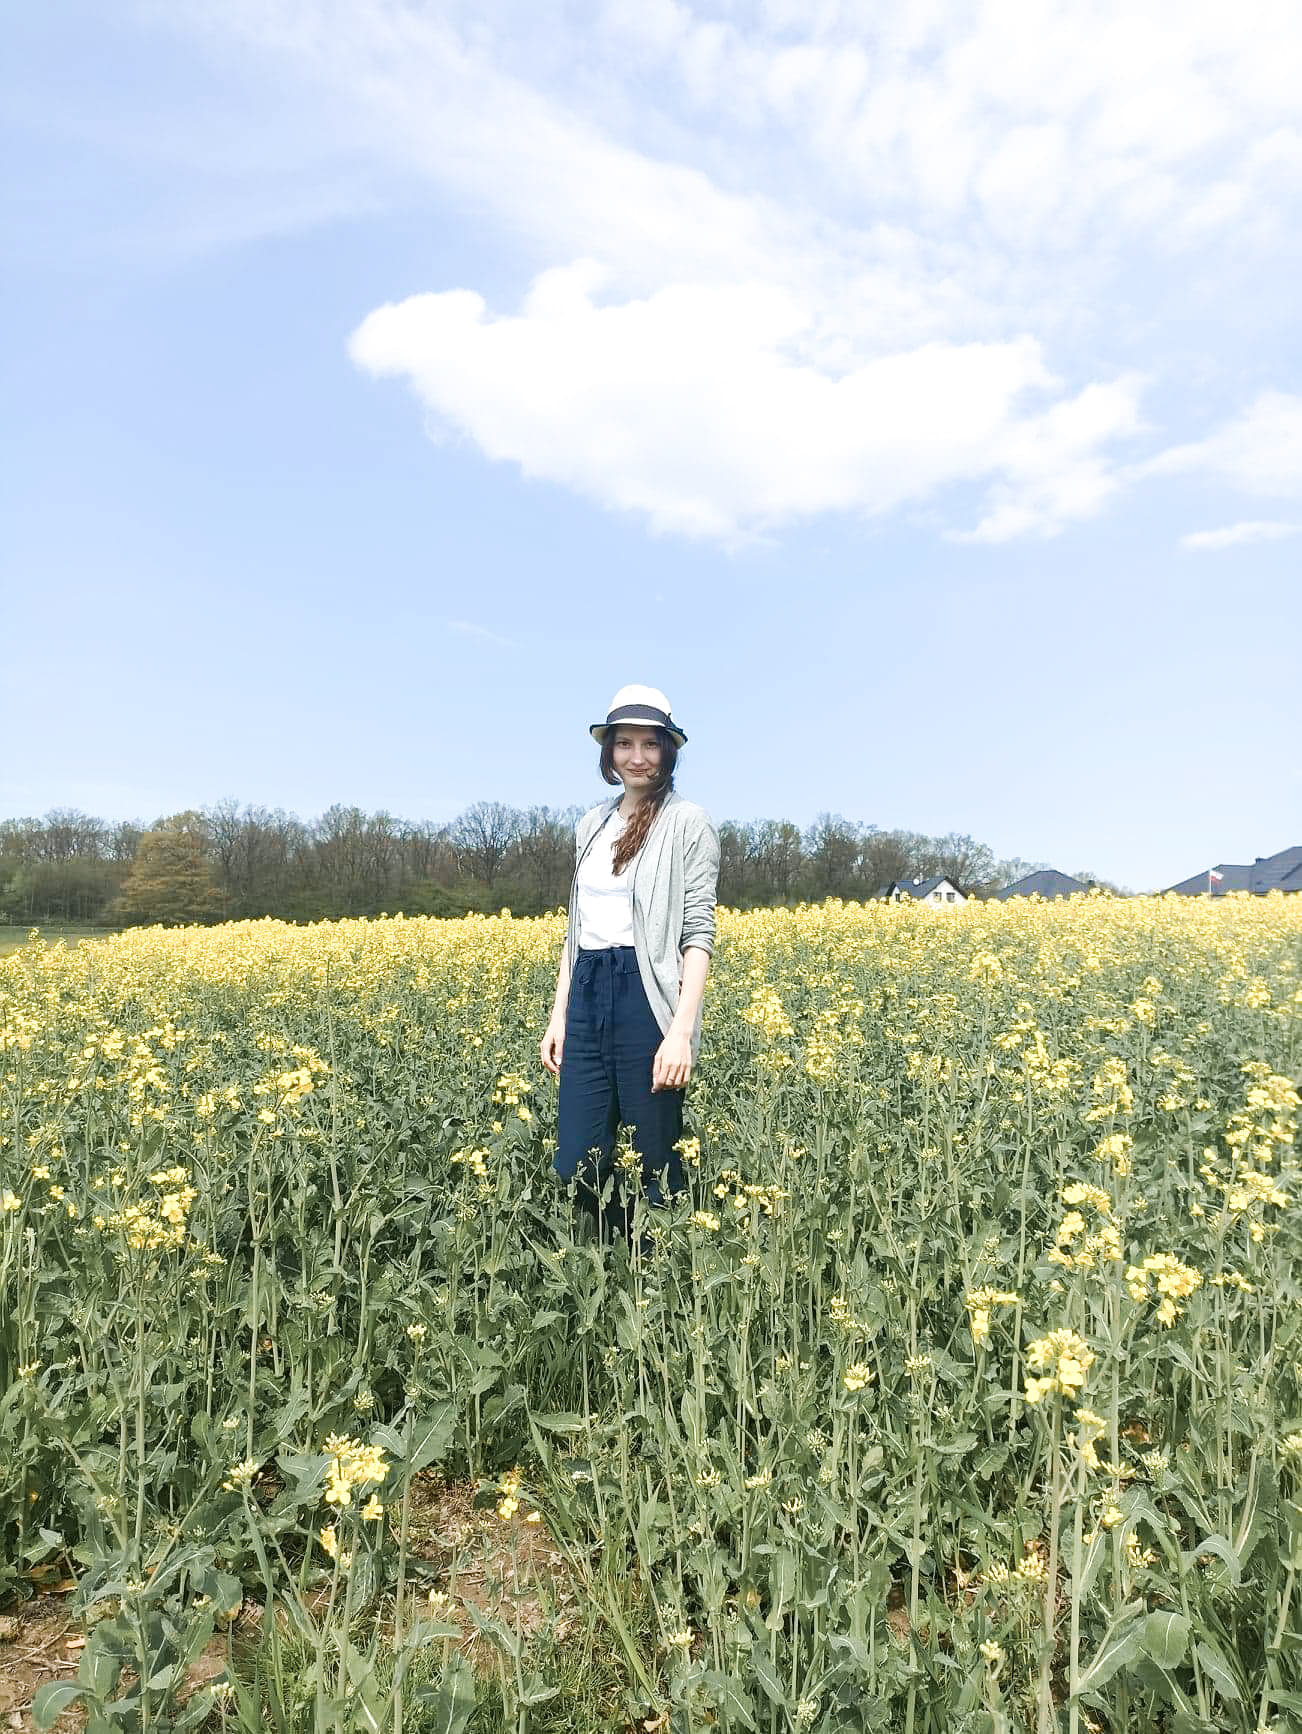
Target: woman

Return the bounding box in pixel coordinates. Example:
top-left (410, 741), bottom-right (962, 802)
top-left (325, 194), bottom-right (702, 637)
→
top-left (539, 685), bottom-right (720, 1241)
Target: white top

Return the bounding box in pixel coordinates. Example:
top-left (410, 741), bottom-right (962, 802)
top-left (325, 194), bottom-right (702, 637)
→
top-left (576, 809), bottom-right (636, 948)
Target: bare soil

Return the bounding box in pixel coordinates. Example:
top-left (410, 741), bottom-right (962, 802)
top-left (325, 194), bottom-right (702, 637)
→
top-left (393, 1471), bottom-right (583, 1667)
top-left (0, 1596), bottom-right (84, 1732)
top-left (0, 1477), bottom-right (582, 1724)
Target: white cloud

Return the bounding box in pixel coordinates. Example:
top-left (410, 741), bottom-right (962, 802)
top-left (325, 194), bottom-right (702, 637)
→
top-left (350, 264), bottom-right (1142, 540)
top-left (1144, 393), bottom-right (1302, 498)
top-left (1180, 520), bottom-right (1300, 551)
top-left (582, 0), bottom-right (1302, 257)
top-left (159, 1), bottom-right (1302, 540)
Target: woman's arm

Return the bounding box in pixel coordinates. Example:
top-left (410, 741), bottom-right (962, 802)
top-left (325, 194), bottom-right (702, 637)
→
top-left (652, 813), bottom-right (721, 1089)
top-left (672, 945), bottom-right (710, 1030)
top-left (652, 945), bottom-right (710, 1090)
top-left (540, 949), bottom-right (571, 1076)
top-left (679, 815), bottom-right (720, 957)
top-left (541, 819), bottom-right (581, 1079)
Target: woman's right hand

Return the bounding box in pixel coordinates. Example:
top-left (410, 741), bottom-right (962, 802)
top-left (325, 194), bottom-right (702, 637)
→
top-left (540, 1013), bottom-right (565, 1076)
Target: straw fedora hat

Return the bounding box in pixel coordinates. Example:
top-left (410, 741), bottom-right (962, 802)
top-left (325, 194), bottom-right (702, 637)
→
top-left (589, 684), bottom-right (688, 749)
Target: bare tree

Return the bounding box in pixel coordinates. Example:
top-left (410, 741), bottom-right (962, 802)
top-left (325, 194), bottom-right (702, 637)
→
top-left (450, 802), bottom-right (523, 890)
top-left (804, 813), bottom-right (863, 899)
top-left (0, 789), bottom-right (1042, 924)
top-left (398, 820), bottom-right (458, 887)
top-left (924, 832), bottom-right (997, 895)
top-left (717, 820), bottom-right (760, 906)
top-left (859, 828), bottom-right (920, 896)
top-left (106, 822), bottom-right (146, 864)
top-left (204, 801), bottom-right (311, 915)
top-left (0, 819), bottom-right (41, 864)
top-left (981, 856), bottom-right (1050, 897)
top-left (311, 805), bottom-right (402, 913)
top-left (752, 820), bottom-right (804, 900)
top-left (515, 805), bottom-right (582, 909)
top-left (39, 809), bottom-right (109, 861)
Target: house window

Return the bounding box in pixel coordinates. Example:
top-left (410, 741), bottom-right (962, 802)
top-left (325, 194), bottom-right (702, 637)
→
top-left (946, 891), bottom-right (956, 902)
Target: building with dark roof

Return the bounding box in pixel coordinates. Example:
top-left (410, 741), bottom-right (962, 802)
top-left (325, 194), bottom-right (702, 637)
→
top-left (1250, 845), bottom-right (1302, 894)
top-left (1165, 862), bottom-right (1252, 896)
top-left (1165, 845), bottom-right (1301, 896)
top-left (991, 869), bottom-right (1090, 900)
top-left (878, 876), bottom-right (966, 906)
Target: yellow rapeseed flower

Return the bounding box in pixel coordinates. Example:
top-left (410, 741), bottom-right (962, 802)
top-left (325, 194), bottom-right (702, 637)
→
top-left (1024, 1329), bottom-right (1094, 1403)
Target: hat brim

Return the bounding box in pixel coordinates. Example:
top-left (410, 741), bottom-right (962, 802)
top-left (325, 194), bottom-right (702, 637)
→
top-left (590, 717), bottom-right (687, 748)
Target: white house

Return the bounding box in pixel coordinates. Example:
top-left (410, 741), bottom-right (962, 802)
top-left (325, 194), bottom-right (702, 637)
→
top-left (880, 876), bottom-right (967, 907)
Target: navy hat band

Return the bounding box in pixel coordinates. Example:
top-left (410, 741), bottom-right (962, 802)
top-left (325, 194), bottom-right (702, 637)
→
top-left (607, 703), bottom-right (672, 728)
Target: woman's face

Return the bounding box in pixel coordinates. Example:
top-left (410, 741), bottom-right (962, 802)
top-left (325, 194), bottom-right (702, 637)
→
top-left (611, 724), bottom-right (664, 790)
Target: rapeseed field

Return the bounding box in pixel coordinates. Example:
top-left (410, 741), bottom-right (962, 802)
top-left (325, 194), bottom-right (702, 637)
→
top-left (1, 895), bottom-right (1299, 1733)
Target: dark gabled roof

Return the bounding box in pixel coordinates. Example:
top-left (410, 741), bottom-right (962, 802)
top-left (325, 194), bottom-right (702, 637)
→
top-left (1165, 862), bottom-right (1252, 896)
top-left (884, 876), bottom-right (953, 900)
top-left (1250, 845), bottom-right (1302, 894)
top-left (991, 869), bottom-right (1089, 901)
top-left (1165, 846), bottom-right (1302, 895)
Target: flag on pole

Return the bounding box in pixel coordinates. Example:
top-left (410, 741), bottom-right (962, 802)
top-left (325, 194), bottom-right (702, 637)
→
top-left (1209, 870), bottom-right (1224, 883)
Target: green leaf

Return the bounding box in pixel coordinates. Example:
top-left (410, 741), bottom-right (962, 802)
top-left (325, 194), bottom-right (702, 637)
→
top-left (411, 1655), bottom-right (476, 1734)
top-left (1283, 1498), bottom-right (1302, 1571)
top-left (1073, 1524), bottom-right (1109, 1604)
top-left (343, 1638), bottom-right (385, 1733)
top-left (701, 1670), bottom-right (758, 1730)
top-left (31, 1684), bottom-right (87, 1728)
top-left (190, 1412), bottom-right (222, 1462)
top-left (271, 1449), bottom-right (328, 1512)
top-left (379, 1401), bottom-right (454, 1470)
top-left (1183, 1532), bottom-right (1243, 1586)
top-left (972, 1445), bottom-right (1009, 1478)
top-left (463, 1600), bottom-right (521, 1661)
top-left (1193, 1638), bottom-right (1241, 1703)
top-left (765, 1548), bottom-right (797, 1631)
top-left (749, 1644), bottom-right (787, 1708)
top-left (349, 1545), bottom-right (378, 1612)
top-left (413, 1617), bottom-right (463, 1640)
top-left (1074, 1611), bottom-right (1144, 1695)
top-left (1141, 1610), bottom-right (1191, 1671)
top-left (79, 1627), bottom-right (123, 1699)
top-left (143, 1541), bottom-right (214, 1598)
top-left (828, 1629), bottom-right (871, 1669)
top-left (932, 1432), bottom-right (979, 1457)
top-left (170, 1689), bottom-right (231, 1733)
top-left (527, 1411), bottom-right (585, 1433)
top-left (517, 1674), bottom-right (561, 1708)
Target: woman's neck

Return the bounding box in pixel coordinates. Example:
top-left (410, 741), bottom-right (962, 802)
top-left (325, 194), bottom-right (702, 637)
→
top-left (617, 784), bottom-right (668, 819)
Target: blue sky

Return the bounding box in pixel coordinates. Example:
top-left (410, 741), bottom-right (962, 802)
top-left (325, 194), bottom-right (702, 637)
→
top-left (4, 0), bottom-right (1300, 891)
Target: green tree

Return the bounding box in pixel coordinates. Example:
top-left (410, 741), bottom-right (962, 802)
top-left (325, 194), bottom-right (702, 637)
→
top-left (113, 812), bottom-right (222, 925)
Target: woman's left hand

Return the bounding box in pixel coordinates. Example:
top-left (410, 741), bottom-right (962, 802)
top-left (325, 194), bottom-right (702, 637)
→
top-left (652, 1029), bottom-right (692, 1092)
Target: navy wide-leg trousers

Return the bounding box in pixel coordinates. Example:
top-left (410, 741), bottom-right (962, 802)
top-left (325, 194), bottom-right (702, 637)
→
top-left (554, 945), bottom-right (685, 1234)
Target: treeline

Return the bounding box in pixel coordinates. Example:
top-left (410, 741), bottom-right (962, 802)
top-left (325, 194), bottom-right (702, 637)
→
top-left (0, 803), bottom-right (1048, 928)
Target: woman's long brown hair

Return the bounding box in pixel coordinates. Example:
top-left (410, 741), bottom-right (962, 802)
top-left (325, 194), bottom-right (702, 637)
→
top-left (599, 726), bottom-right (678, 874)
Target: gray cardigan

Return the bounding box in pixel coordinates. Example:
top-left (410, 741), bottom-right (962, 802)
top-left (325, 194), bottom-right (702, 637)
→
top-left (564, 788), bottom-right (721, 1063)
